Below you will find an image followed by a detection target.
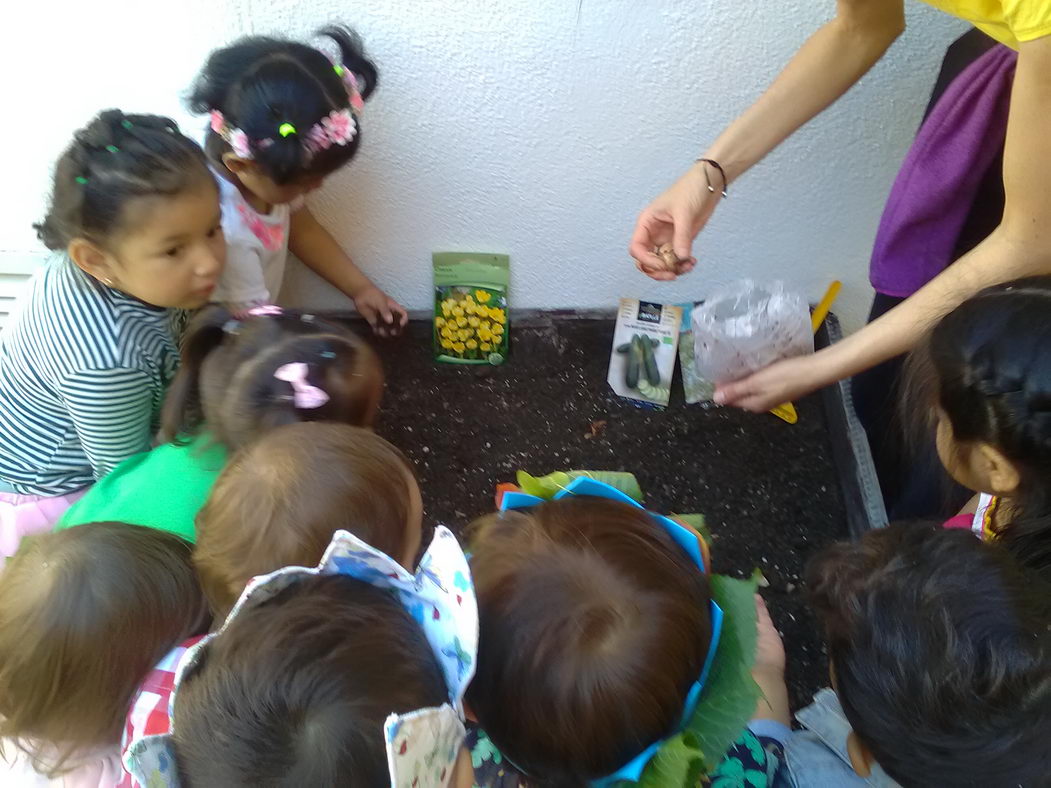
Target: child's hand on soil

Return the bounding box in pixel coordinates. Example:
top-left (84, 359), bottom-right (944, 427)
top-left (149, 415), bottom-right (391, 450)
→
top-left (354, 285), bottom-right (408, 337)
top-left (751, 594), bottom-right (791, 726)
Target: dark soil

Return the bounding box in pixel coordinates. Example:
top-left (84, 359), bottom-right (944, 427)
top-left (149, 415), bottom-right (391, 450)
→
top-left (362, 316), bottom-right (845, 713)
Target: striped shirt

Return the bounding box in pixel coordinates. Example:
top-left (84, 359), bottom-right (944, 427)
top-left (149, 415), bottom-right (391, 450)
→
top-left (0, 257), bottom-right (180, 495)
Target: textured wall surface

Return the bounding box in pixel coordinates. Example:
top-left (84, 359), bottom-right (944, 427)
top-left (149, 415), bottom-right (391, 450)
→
top-left (0, 1), bottom-right (965, 330)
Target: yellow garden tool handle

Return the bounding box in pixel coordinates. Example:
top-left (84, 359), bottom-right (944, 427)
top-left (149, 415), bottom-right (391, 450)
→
top-left (810, 280), bottom-right (842, 334)
top-left (769, 280), bottom-right (843, 423)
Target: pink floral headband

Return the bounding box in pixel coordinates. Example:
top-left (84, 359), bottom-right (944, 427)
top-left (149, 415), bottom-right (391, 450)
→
top-left (209, 63), bottom-right (365, 161)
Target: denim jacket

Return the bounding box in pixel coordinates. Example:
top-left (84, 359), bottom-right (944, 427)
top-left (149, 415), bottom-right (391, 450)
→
top-left (785, 689), bottom-right (900, 788)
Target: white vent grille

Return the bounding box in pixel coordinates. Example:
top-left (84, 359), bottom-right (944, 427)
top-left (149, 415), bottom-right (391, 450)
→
top-left (0, 257), bottom-right (41, 332)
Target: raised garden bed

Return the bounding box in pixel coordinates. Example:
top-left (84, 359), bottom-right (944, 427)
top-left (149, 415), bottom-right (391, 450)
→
top-left (356, 313), bottom-right (879, 712)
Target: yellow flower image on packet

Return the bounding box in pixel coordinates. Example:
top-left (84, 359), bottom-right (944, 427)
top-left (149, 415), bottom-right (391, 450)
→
top-left (433, 253), bottom-right (510, 365)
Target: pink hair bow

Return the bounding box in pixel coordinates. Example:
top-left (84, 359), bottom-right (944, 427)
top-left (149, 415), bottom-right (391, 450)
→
top-left (274, 363), bottom-right (330, 409)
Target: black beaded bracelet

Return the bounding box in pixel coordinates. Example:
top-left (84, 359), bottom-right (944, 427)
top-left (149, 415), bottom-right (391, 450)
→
top-left (696, 158), bottom-right (728, 198)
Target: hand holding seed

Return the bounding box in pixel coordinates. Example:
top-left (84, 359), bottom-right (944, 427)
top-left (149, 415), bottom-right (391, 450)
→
top-left (655, 243), bottom-right (681, 272)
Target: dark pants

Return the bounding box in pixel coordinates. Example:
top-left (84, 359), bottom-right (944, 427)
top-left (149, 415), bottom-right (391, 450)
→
top-left (852, 28), bottom-right (1006, 520)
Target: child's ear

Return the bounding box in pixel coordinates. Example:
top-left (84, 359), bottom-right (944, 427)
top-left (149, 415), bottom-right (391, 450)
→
top-left (221, 152), bottom-right (256, 178)
top-left (846, 731), bottom-right (876, 778)
top-left (67, 237), bottom-right (116, 286)
top-left (977, 443), bottom-right (1022, 496)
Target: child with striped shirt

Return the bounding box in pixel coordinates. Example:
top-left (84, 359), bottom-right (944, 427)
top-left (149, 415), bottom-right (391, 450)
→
top-left (0, 110), bottom-right (225, 558)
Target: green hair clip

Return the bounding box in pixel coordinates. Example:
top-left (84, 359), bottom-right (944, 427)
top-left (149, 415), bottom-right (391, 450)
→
top-left (105, 145), bottom-right (119, 153)
top-left (121, 119), bottom-right (133, 130)
top-left (278, 122), bottom-right (297, 138)
top-left (75, 176), bottom-right (88, 185)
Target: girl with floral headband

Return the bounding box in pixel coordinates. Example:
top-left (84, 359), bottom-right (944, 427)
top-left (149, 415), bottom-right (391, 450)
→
top-left (188, 25), bottom-right (407, 335)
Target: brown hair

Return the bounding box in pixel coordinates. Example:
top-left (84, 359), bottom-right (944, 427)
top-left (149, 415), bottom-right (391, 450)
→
top-left (194, 422), bottom-right (421, 619)
top-left (0, 524), bottom-right (209, 775)
top-left (465, 498), bottom-right (711, 784)
top-left (159, 306), bottom-right (383, 450)
top-left (173, 575), bottom-right (446, 785)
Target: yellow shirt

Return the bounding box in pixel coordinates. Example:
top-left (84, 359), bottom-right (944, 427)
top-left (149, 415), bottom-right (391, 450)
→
top-left (921, 0), bottom-right (1051, 49)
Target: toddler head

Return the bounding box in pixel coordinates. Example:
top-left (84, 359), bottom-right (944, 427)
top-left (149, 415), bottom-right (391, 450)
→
top-left (466, 494), bottom-right (712, 783)
top-left (910, 276), bottom-right (1051, 566)
top-left (173, 574), bottom-right (448, 785)
top-left (194, 422), bottom-right (423, 617)
top-left (189, 25), bottom-right (377, 205)
top-left (160, 305), bottom-right (383, 450)
top-left (0, 523), bottom-right (208, 774)
top-left (807, 522), bottom-right (1051, 785)
top-left (171, 520), bottom-right (480, 788)
top-left (36, 109), bottom-right (223, 309)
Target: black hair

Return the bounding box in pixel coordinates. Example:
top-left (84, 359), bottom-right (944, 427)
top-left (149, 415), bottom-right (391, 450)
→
top-left (907, 276), bottom-right (1051, 575)
top-left (159, 305), bottom-right (383, 450)
top-left (188, 25), bottom-right (378, 185)
top-left (34, 110), bottom-right (212, 251)
top-left (173, 574), bottom-right (448, 786)
top-left (807, 522), bottom-right (1051, 787)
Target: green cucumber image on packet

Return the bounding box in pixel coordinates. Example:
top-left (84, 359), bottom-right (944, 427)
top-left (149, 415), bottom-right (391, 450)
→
top-left (607, 298), bottom-right (681, 408)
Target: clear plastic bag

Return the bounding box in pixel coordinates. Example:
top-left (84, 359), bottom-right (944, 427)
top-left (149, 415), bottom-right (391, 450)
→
top-left (691, 280), bottom-right (813, 385)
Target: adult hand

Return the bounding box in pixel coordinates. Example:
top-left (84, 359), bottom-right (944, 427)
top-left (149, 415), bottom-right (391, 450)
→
top-left (714, 353), bottom-right (832, 412)
top-left (629, 162), bottom-right (720, 281)
top-left (353, 285), bottom-right (408, 337)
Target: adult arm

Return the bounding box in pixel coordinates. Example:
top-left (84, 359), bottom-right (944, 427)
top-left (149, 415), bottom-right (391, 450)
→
top-left (630, 0), bottom-right (906, 277)
top-left (716, 34), bottom-right (1051, 411)
top-left (289, 206), bottom-right (407, 336)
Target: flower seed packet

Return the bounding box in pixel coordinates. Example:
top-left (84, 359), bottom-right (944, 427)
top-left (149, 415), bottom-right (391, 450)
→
top-left (433, 253), bottom-right (510, 365)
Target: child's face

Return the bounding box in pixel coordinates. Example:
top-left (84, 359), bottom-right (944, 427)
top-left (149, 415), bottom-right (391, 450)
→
top-left (70, 179), bottom-right (226, 309)
top-left (226, 157), bottom-right (325, 207)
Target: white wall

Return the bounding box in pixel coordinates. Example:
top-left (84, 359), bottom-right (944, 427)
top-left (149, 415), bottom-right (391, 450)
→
top-left (0, 1), bottom-right (965, 331)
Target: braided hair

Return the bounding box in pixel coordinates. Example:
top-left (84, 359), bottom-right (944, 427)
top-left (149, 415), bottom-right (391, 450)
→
top-left (188, 25), bottom-right (378, 185)
top-left (919, 276), bottom-right (1051, 573)
top-left (34, 110), bottom-right (211, 251)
